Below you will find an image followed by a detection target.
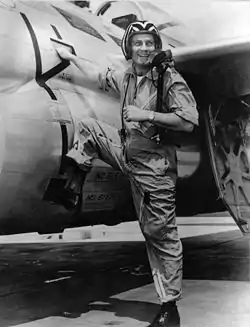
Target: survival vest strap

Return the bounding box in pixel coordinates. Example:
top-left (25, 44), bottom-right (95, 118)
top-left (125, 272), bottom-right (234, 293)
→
top-left (151, 50), bottom-right (180, 146)
top-left (119, 75), bottom-right (130, 147)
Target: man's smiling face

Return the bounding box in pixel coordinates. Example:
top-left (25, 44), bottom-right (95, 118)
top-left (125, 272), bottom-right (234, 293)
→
top-left (131, 33), bottom-right (156, 69)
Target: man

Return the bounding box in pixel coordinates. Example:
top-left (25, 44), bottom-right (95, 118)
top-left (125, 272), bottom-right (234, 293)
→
top-left (55, 20), bottom-right (198, 326)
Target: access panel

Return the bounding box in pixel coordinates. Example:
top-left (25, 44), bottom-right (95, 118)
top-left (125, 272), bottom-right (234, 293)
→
top-left (205, 98), bottom-right (250, 235)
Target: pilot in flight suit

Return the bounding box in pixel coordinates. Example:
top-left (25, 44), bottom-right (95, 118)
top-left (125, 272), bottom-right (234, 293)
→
top-left (56, 20), bottom-right (198, 327)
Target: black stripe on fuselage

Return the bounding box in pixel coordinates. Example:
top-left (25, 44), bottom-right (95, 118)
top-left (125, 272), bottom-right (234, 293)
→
top-left (21, 13), bottom-right (43, 87)
top-left (51, 24), bottom-right (62, 39)
top-left (49, 25), bottom-right (69, 174)
top-left (20, 13), bottom-right (69, 173)
top-left (41, 25), bottom-right (71, 83)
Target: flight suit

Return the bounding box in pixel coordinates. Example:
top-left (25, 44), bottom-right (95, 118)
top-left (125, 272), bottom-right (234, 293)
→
top-left (67, 63), bottom-right (198, 303)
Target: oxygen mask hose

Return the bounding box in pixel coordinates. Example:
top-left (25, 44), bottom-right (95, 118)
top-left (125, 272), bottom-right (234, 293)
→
top-left (150, 49), bottom-right (174, 87)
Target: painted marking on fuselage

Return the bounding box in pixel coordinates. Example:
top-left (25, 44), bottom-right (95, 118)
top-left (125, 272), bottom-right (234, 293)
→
top-left (81, 192), bottom-right (119, 211)
top-left (89, 170), bottom-right (124, 183)
top-left (20, 13), bottom-right (57, 99)
top-left (20, 13), bottom-right (70, 174)
top-left (51, 24), bottom-right (61, 39)
top-left (49, 24), bottom-right (70, 174)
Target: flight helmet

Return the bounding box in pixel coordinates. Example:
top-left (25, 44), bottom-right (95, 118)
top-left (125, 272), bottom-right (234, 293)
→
top-left (121, 20), bottom-right (162, 60)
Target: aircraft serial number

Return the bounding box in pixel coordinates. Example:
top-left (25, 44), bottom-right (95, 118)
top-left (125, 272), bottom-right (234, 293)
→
top-left (82, 192), bottom-right (122, 211)
top-left (89, 171), bottom-right (123, 182)
top-left (83, 193), bottom-right (114, 202)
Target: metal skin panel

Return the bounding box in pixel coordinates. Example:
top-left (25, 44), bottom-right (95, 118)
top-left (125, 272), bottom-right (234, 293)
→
top-left (0, 1), bottom-right (136, 233)
top-left (0, 8), bottom-right (36, 93)
top-left (0, 88), bottom-right (68, 216)
top-left (173, 37), bottom-right (250, 100)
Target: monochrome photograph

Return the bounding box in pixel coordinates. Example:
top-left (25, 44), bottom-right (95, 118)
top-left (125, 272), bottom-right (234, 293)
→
top-left (0, 0), bottom-right (249, 326)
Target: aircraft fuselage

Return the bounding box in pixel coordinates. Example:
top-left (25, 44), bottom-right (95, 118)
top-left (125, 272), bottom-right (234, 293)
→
top-left (0, 0), bottom-right (222, 235)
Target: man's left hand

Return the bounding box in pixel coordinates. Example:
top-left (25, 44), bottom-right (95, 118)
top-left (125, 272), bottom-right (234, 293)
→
top-left (123, 105), bottom-right (149, 122)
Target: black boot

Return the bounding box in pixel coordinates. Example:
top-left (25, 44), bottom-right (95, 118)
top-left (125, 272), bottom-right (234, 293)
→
top-left (147, 302), bottom-right (180, 327)
top-left (59, 167), bottom-right (87, 211)
top-left (43, 163), bottom-right (87, 211)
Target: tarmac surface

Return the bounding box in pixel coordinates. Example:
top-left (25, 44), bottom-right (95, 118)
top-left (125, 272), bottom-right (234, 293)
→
top-left (0, 216), bottom-right (249, 327)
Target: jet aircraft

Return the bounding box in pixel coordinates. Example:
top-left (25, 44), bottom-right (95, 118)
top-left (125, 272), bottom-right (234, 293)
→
top-left (0, 0), bottom-right (250, 236)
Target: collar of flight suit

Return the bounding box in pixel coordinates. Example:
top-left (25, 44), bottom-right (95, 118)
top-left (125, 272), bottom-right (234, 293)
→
top-left (124, 62), bottom-right (159, 82)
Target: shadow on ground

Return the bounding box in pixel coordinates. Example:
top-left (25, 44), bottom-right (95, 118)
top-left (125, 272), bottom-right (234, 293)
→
top-left (0, 229), bottom-right (248, 326)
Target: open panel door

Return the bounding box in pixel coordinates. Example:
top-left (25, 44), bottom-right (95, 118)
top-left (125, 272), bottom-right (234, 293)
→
top-left (204, 99), bottom-right (250, 235)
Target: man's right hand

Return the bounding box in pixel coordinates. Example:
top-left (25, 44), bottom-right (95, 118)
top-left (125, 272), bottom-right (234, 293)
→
top-left (56, 47), bottom-right (75, 61)
top-left (55, 47), bottom-right (99, 83)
